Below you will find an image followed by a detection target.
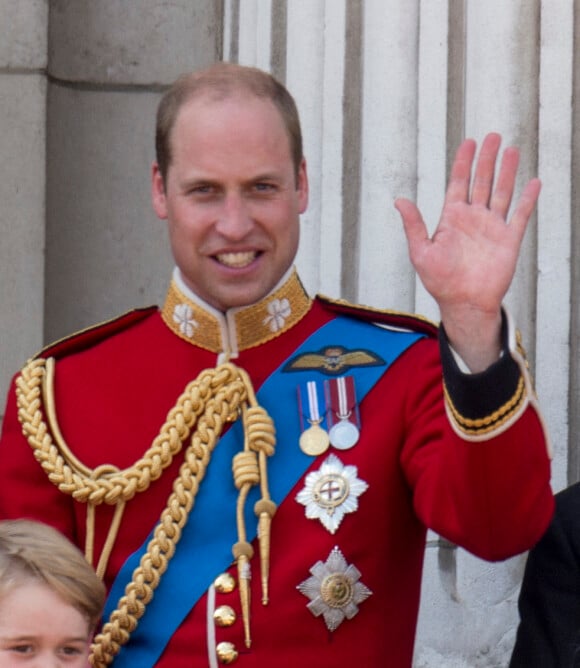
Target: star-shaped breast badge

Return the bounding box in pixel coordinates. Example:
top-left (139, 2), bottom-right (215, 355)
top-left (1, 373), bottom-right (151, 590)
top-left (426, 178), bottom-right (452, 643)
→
top-left (295, 454), bottom-right (369, 534)
top-left (297, 546), bottom-right (372, 632)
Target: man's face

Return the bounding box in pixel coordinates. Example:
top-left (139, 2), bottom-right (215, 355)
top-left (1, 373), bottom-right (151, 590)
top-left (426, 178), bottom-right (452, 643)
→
top-left (152, 93), bottom-right (308, 312)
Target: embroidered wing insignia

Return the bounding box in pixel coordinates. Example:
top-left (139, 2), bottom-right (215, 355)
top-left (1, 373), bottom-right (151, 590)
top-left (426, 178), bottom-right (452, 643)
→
top-left (284, 346), bottom-right (385, 375)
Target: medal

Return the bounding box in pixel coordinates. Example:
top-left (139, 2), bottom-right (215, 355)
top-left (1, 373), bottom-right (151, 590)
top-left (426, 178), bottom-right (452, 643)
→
top-left (328, 420), bottom-right (359, 450)
top-left (296, 453), bottom-right (369, 533)
top-left (325, 376), bottom-right (360, 450)
top-left (297, 546), bottom-right (372, 632)
top-left (298, 381), bottom-right (330, 456)
top-left (299, 422), bottom-right (330, 456)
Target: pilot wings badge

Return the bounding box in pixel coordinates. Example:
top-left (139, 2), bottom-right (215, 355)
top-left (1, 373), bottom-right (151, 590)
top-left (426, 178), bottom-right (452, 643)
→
top-left (284, 345), bottom-right (385, 376)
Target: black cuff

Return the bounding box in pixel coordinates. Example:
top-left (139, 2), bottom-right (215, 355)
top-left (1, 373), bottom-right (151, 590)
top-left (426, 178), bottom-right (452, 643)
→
top-left (439, 311), bottom-right (526, 436)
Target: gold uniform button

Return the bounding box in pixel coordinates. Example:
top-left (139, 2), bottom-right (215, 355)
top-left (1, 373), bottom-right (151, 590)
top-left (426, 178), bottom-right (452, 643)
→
top-left (214, 572), bottom-right (236, 594)
top-left (214, 604), bottom-right (237, 627)
top-left (216, 641), bottom-right (239, 664)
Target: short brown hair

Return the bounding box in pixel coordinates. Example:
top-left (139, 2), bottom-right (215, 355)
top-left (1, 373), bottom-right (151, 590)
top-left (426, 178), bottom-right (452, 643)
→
top-left (155, 61), bottom-right (303, 184)
top-left (0, 519), bottom-right (106, 632)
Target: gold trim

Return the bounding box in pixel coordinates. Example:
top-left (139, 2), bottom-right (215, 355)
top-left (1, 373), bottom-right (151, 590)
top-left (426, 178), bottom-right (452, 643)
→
top-left (318, 294), bottom-right (438, 329)
top-left (162, 285), bottom-right (222, 350)
top-left (30, 307), bottom-right (156, 361)
top-left (443, 375), bottom-right (526, 436)
top-left (161, 270), bottom-right (312, 353)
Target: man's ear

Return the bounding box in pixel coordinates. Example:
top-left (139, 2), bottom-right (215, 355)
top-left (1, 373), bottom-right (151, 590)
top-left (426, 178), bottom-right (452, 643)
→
top-left (151, 162), bottom-right (168, 220)
top-left (297, 157), bottom-right (309, 214)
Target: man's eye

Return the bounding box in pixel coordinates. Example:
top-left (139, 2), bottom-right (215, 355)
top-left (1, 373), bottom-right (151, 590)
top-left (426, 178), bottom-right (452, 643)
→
top-left (190, 185), bottom-right (213, 195)
top-left (254, 183), bottom-right (275, 192)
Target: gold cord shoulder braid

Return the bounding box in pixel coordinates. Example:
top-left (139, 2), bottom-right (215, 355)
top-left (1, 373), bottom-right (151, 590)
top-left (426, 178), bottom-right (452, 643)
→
top-left (16, 357), bottom-right (277, 666)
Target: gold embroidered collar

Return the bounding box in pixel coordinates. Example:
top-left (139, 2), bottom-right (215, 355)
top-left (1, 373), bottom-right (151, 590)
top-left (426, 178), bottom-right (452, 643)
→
top-left (161, 268), bottom-right (312, 355)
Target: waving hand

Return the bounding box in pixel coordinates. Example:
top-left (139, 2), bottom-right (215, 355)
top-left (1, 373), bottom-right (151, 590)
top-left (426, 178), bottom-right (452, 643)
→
top-left (395, 133), bottom-right (541, 371)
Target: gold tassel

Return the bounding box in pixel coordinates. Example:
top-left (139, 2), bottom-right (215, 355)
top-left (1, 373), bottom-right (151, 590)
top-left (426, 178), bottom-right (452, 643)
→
top-left (254, 498), bottom-right (276, 604)
top-left (232, 541), bottom-right (254, 648)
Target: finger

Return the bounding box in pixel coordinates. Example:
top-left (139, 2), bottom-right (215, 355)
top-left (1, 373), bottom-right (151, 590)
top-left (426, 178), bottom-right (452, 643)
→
top-left (489, 146), bottom-right (520, 219)
top-left (508, 178), bottom-right (542, 245)
top-left (394, 198), bottom-right (429, 260)
top-left (444, 138), bottom-right (477, 205)
top-left (469, 132), bottom-right (502, 207)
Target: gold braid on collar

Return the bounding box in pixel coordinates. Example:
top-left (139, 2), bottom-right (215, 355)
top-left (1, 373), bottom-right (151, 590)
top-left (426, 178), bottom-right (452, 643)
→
top-left (16, 357), bottom-right (276, 666)
top-left (161, 268), bottom-right (312, 353)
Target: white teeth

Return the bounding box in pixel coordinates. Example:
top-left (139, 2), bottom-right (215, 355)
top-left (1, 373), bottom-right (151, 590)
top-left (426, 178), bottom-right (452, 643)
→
top-left (216, 251), bottom-right (257, 268)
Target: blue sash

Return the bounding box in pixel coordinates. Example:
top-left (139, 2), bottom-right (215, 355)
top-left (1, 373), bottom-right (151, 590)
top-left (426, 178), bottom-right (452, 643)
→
top-left (105, 315), bottom-right (424, 666)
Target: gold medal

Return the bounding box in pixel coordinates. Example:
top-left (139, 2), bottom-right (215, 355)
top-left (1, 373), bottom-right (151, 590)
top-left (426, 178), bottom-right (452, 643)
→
top-left (299, 421), bottom-right (330, 456)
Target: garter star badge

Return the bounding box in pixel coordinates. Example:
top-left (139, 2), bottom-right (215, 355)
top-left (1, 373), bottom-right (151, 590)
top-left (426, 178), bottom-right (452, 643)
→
top-left (295, 454), bottom-right (368, 534)
top-left (297, 546), bottom-right (372, 631)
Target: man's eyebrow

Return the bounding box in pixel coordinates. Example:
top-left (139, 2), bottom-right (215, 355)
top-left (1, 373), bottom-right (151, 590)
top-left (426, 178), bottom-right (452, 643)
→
top-left (178, 176), bottom-right (220, 188)
top-left (245, 171), bottom-right (285, 183)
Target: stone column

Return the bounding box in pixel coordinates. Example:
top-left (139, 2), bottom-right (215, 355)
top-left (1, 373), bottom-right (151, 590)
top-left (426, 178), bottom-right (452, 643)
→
top-left (0, 0), bottom-right (48, 417)
top-left (45, 0), bottom-right (222, 341)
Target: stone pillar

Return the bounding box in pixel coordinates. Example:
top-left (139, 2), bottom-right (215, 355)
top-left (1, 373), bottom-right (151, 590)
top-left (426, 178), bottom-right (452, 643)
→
top-left (0, 0), bottom-right (48, 417)
top-left (45, 0), bottom-right (222, 341)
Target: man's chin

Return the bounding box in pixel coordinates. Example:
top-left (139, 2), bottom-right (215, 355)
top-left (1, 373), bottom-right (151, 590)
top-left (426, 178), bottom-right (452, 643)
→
top-left (214, 284), bottom-right (274, 312)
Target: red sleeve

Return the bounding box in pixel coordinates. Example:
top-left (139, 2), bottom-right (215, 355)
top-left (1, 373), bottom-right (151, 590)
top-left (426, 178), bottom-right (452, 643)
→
top-left (399, 339), bottom-right (554, 561)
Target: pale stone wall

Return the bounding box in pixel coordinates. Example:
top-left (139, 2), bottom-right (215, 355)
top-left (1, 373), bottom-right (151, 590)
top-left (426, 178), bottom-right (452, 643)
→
top-left (0, 0), bottom-right (47, 413)
top-left (44, 0), bottom-right (222, 341)
top-left (0, 1), bottom-right (578, 665)
top-left (225, 2), bottom-right (574, 665)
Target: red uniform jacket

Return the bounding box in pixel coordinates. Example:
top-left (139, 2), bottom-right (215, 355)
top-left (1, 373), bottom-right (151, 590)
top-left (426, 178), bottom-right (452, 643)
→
top-left (0, 270), bottom-right (553, 667)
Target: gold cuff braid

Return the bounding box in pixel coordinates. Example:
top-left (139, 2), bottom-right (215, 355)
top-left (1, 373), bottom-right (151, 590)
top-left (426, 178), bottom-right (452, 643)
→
top-left (16, 358), bottom-right (277, 667)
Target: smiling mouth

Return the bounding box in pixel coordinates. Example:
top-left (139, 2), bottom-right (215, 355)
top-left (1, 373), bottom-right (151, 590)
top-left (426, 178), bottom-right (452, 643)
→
top-left (215, 251), bottom-right (259, 268)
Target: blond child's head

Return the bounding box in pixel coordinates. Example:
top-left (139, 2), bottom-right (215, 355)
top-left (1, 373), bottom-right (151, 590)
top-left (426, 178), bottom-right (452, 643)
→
top-left (0, 519), bottom-right (106, 666)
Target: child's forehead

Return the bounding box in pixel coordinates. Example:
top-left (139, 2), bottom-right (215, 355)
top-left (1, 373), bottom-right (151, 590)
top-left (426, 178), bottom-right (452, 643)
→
top-left (0, 580), bottom-right (90, 635)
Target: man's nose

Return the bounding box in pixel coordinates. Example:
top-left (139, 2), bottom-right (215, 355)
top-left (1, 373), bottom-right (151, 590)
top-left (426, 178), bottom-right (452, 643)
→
top-left (215, 193), bottom-right (253, 239)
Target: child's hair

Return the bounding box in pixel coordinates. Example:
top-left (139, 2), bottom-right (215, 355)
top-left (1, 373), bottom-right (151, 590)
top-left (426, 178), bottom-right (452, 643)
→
top-left (0, 519), bottom-right (106, 631)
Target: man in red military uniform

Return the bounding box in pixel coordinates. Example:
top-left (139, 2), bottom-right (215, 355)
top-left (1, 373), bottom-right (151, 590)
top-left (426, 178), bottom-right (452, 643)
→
top-left (0, 63), bottom-right (553, 667)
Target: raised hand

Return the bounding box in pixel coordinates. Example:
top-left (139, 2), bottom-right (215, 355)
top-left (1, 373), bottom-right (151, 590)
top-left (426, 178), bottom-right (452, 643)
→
top-left (395, 133), bottom-right (541, 372)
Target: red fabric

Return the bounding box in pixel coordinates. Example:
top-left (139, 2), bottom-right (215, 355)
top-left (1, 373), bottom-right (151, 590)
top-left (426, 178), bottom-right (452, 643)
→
top-left (0, 299), bottom-right (553, 667)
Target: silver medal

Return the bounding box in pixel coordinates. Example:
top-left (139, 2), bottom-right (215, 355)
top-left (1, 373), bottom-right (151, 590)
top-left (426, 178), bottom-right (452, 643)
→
top-left (329, 419), bottom-right (360, 450)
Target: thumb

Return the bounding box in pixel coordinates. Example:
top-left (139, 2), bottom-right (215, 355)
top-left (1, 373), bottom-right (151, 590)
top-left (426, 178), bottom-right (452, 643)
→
top-left (394, 198), bottom-right (429, 253)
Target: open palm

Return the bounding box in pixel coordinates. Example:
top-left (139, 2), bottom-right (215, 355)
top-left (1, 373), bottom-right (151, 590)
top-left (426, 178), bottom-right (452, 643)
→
top-left (396, 133), bottom-right (541, 370)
